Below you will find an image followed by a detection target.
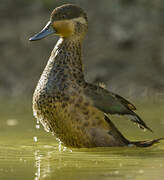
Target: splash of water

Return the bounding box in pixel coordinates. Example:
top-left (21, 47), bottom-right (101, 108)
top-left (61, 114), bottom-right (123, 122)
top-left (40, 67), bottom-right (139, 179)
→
top-left (36, 120), bottom-right (40, 129)
top-left (33, 136), bottom-right (38, 142)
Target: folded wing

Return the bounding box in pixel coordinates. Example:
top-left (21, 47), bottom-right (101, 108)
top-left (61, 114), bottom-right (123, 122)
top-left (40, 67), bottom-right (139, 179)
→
top-left (84, 83), bottom-right (152, 132)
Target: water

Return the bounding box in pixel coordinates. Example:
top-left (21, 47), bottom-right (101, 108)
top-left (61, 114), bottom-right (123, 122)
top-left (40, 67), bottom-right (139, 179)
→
top-left (0, 99), bottom-right (164, 180)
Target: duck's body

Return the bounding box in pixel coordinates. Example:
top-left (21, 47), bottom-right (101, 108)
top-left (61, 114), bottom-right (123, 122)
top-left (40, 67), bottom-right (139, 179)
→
top-left (30, 4), bottom-right (162, 148)
top-left (33, 37), bottom-right (126, 147)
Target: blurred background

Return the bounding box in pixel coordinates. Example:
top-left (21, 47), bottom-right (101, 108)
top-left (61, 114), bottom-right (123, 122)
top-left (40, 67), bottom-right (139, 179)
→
top-left (1, 1), bottom-right (164, 179)
top-left (1, 0), bottom-right (164, 101)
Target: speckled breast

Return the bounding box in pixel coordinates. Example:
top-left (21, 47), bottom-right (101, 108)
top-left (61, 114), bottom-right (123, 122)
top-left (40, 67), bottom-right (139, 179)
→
top-left (33, 81), bottom-right (94, 147)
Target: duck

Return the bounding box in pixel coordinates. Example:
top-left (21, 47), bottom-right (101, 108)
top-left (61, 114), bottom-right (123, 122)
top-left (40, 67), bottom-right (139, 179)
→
top-left (29, 4), bottom-right (162, 148)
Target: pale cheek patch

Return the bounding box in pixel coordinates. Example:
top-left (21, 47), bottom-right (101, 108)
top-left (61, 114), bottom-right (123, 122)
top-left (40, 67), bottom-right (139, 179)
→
top-left (52, 17), bottom-right (86, 37)
top-left (53, 20), bottom-right (74, 37)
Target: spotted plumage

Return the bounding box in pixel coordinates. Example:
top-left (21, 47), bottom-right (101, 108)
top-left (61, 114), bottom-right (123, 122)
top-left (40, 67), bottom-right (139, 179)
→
top-left (29, 4), bottom-right (163, 148)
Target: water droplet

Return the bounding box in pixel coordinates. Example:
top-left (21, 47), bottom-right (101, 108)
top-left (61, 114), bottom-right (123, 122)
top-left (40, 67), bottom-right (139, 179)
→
top-left (33, 136), bottom-right (38, 142)
top-left (35, 120), bottom-right (40, 129)
top-left (36, 124), bottom-right (40, 129)
top-left (63, 146), bottom-right (67, 151)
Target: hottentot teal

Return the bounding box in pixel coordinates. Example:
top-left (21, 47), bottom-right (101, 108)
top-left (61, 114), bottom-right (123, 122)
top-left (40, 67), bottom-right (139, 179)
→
top-left (29, 4), bottom-right (162, 148)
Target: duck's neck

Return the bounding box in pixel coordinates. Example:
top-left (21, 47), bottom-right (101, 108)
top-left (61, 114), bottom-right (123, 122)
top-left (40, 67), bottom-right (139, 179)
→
top-left (50, 37), bottom-right (84, 81)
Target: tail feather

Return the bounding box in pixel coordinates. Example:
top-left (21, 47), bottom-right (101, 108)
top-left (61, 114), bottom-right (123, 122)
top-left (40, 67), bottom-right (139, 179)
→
top-left (104, 114), bottom-right (163, 148)
top-left (131, 138), bottom-right (164, 147)
top-left (129, 112), bottom-right (153, 132)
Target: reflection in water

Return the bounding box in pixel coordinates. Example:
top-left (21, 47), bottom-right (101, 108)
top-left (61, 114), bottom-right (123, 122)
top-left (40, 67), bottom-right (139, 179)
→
top-left (35, 150), bottom-right (41, 180)
top-left (34, 144), bottom-right (72, 180)
top-left (33, 143), bottom-right (164, 180)
top-left (35, 150), bottom-right (52, 180)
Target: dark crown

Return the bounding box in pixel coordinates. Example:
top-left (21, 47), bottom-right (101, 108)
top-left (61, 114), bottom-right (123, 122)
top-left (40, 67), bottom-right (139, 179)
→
top-left (50, 4), bottom-right (88, 22)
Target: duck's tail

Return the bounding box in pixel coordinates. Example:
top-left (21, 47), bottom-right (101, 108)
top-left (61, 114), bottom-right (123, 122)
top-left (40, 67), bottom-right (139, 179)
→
top-left (104, 114), bottom-right (163, 147)
top-left (131, 138), bottom-right (164, 147)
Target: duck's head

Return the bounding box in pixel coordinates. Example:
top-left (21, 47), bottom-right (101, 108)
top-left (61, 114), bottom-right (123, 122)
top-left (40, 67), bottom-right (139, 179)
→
top-left (29, 4), bottom-right (88, 41)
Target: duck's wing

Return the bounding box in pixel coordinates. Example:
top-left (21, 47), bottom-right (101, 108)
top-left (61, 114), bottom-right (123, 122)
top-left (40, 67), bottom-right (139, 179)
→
top-left (84, 83), bottom-right (153, 132)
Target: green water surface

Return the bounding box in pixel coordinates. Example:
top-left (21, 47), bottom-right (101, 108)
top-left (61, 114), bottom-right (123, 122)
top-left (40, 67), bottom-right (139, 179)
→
top-left (0, 99), bottom-right (164, 180)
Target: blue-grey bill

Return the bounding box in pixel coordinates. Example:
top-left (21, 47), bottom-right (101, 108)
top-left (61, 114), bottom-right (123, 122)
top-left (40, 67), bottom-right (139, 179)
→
top-left (29, 21), bottom-right (55, 41)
